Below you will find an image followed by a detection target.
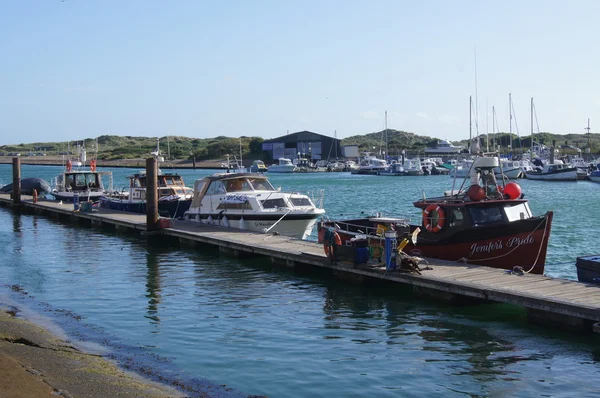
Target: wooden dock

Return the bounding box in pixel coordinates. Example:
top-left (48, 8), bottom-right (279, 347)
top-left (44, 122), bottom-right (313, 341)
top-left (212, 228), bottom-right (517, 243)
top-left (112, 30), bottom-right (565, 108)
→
top-left (2, 193), bottom-right (600, 334)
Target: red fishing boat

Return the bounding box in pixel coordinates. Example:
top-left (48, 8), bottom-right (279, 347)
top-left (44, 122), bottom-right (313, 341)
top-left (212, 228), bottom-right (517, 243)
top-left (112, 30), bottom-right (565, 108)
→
top-left (318, 156), bottom-right (553, 274)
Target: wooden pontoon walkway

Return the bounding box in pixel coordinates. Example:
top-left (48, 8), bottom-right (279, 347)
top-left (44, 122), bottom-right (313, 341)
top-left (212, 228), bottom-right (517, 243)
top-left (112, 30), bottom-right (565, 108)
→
top-left (2, 193), bottom-right (600, 333)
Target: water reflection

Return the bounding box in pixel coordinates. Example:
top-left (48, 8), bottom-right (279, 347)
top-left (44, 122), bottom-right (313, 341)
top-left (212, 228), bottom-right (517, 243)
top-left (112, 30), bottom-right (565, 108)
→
top-left (145, 249), bottom-right (162, 323)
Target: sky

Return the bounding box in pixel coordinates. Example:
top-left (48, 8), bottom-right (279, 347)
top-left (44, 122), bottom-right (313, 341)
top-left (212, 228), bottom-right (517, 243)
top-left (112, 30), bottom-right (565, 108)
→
top-left (1, 0), bottom-right (599, 146)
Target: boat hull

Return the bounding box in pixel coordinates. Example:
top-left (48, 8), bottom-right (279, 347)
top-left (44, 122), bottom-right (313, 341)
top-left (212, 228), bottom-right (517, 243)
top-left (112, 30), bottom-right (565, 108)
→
top-left (52, 191), bottom-right (106, 203)
top-left (184, 212), bottom-right (322, 239)
top-left (525, 169), bottom-right (577, 181)
top-left (319, 211), bottom-right (553, 274)
top-left (100, 197), bottom-right (192, 218)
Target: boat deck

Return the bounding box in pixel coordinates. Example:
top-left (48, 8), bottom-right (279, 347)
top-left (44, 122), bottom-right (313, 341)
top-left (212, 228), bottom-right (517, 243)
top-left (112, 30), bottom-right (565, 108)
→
top-left (1, 193), bottom-right (600, 333)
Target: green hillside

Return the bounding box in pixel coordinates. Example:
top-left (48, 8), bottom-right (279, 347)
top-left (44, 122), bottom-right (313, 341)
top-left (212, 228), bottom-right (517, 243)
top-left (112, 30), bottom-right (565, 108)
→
top-left (1, 130), bottom-right (598, 160)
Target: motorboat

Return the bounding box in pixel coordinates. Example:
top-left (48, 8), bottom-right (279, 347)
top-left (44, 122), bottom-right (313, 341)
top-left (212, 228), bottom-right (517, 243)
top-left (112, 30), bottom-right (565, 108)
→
top-left (589, 163), bottom-right (600, 183)
top-left (267, 158), bottom-right (296, 173)
top-left (100, 171), bottom-right (193, 218)
top-left (326, 161), bottom-right (345, 172)
top-left (50, 144), bottom-right (113, 203)
top-left (183, 172), bottom-right (325, 239)
top-left (249, 160), bottom-right (268, 173)
top-left (351, 153), bottom-right (388, 175)
top-left (318, 155), bottom-right (553, 274)
top-left (344, 161), bottom-right (360, 172)
top-left (495, 160), bottom-right (523, 179)
top-left (449, 159), bottom-right (474, 178)
top-left (525, 163), bottom-right (578, 181)
top-left (424, 139), bottom-right (463, 154)
top-left (377, 162), bottom-right (405, 176)
top-left (402, 157), bottom-right (425, 176)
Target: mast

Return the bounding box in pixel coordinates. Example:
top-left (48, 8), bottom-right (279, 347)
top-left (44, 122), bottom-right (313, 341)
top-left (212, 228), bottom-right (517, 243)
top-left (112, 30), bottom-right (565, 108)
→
top-left (167, 135), bottom-right (170, 160)
top-left (509, 93), bottom-right (512, 151)
top-left (586, 118), bottom-right (591, 148)
top-left (530, 97), bottom-right (534, 152)
top-left (384, 111), bottom-right (388, 158)
top-left (469, 96), bottom-right (472, 154)
top-left (492, 106), bottom-right (496, 149)
top-left (486, 97), bottom-right (489, 152)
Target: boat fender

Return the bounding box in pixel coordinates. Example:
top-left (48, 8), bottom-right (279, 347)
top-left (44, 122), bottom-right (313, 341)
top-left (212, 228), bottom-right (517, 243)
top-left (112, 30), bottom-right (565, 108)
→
top-left (90, 159), bottom-right (97, 172)
top-left (66, 160), bottom-right (72, 172)
top-left (423, 204), bottom-right (445, 233)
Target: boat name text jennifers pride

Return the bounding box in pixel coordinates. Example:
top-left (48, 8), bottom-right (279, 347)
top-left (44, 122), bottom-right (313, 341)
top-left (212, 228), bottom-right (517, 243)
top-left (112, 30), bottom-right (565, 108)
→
top-left (469, 236), bottom-right (535, 257)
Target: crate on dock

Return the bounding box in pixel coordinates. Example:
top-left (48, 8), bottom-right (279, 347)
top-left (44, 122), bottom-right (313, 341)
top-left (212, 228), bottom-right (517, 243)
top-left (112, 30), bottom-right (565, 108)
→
top-left (576, 255), bottom-right (600, 284)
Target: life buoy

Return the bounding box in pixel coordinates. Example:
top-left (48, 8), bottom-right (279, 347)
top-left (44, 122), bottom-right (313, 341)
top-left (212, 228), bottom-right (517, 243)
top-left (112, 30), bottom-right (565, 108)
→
top-left (66, 160), bottom-right (72, 172)
top-left (423, 204), bottom-right (445, 233)
top-left (32, 189), bottom-right (38, 204)
top-left (323, 229), bottom-right (342, 260)
top-left (90, 159), bottom-right (97, 172)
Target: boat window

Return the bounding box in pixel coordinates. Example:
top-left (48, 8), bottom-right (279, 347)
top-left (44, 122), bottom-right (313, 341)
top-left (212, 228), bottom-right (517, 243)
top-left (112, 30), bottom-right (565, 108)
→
top-left (206, 181), bottom-right (226, 195)
top-left (224, 179), bottom-right (249, 192)
top-left (164, 177), bottom-right (175, 185)
top-left (503, 203), bottom-right (532, 221)
top-left (75, 174), bottom-right (87, 186)
top-left (249, 178), bottom-right (274, 191)
top-left (468, 206), bottom-right (504, 226)
top-left (448, 208), bottom-right (465, 228)
top-left (216, 202), bottom-right (252, 210)
top-left (261, 198), bottom-right (287, 209)
top-left (290, 197), bottom-right (312, 207)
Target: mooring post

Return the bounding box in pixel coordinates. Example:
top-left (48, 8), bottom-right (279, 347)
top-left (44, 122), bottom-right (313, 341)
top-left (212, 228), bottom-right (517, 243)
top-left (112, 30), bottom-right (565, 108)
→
top-left (146, 157), bottom-right (159, 231)
top-left (12, 157), bottom-right (21, 204)
top-left (192, 156), bottom-right (196, 170)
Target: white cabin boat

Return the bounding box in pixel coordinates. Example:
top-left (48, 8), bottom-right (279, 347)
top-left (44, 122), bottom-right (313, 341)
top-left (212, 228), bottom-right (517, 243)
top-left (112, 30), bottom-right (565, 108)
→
top-left (183, 172), bottom-right (325, 239)
top-left (268, 158), bottom-right (296, 173)
top-left (351, 153), bottom-right (388, 174)
top-left (525, 163), bottom-right (578, 181)
top-left (425, 139), bottom-right (463, 154)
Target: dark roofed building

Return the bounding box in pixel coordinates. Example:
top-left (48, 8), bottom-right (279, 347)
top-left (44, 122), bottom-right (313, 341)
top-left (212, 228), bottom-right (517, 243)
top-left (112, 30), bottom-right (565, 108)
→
top-left (261, 131), bottom-right (341, 162)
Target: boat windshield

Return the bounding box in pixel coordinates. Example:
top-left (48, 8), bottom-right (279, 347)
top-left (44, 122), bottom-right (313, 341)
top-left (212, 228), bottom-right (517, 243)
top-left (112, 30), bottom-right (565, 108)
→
top-left (248, 178), bottom-right (274, 191)
top-left (468, 206), bottom-right (504, 226)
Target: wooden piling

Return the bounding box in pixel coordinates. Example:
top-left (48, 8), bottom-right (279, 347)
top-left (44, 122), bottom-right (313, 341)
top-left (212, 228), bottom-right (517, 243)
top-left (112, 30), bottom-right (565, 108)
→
top-left (12, 157), bottom-right (21, 204)
top-left (146, 157), bottom-right (159, 231)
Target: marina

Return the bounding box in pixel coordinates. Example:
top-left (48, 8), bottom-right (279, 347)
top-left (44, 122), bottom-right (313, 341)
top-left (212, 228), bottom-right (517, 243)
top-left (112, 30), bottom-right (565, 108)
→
top-left (1, 161), bottom-right (600, 397)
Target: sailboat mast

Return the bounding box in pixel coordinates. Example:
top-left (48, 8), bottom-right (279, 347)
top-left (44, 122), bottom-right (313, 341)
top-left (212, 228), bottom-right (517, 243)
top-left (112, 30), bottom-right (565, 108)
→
top-left (385, 111), bottom-right (388, 158)
top-left (492, 106), bottom-right (496, 149)
top-left (530, 97), bottom-right (534, 152)
top-left (509, 93), bottom-right (512, 151)
top-left (586, 118), bottom-right (591, 148)
top-left (469, 96), bottom-right (472, 154)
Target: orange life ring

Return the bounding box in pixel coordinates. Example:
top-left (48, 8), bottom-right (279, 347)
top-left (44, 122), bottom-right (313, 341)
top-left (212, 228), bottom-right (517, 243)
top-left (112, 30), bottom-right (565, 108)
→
top-left (323, 231), bottom-right (342, 259)
top-left (422, 204), bottom-right (445, 233)
top-left (66, 160), bottom-right (72, 172)
top-left (90, 159), bottom-right (97, 172)
top-left (32, 189), bottom-right (38, 204)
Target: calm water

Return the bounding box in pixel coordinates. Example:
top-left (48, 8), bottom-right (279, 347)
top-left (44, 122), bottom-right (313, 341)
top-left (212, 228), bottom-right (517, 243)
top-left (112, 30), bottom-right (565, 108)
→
top-left (0, 164), bottom-right (599, 397)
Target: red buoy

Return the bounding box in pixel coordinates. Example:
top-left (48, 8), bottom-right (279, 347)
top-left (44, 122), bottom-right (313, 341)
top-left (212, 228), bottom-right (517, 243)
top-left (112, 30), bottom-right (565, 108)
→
top-left (467, 184), bottom-right (486, 201)
top-left (503, 182), bottom-right (522, 200)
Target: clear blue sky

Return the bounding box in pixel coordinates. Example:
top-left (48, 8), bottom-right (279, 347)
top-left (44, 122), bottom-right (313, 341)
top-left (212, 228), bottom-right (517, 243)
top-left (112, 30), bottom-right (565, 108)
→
top-left (1, 0), bottom-right (598, 146)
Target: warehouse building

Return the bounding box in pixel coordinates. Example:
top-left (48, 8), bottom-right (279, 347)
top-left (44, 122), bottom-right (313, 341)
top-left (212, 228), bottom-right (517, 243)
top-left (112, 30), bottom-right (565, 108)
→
top-left (261, 131), bottom-right (342, 162)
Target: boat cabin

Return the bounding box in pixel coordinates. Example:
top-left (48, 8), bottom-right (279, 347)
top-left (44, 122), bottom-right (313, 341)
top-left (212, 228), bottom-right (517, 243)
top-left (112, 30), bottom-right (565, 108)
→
top-left (126, 172), bottom-right (192, 200)
top-left (56, 171), bottom-right (106, 193)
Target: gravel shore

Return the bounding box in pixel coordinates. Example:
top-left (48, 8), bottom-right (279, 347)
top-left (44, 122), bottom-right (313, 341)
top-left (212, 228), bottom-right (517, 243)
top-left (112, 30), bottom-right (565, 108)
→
top-left (0, 309), bottom-right (185, 398)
